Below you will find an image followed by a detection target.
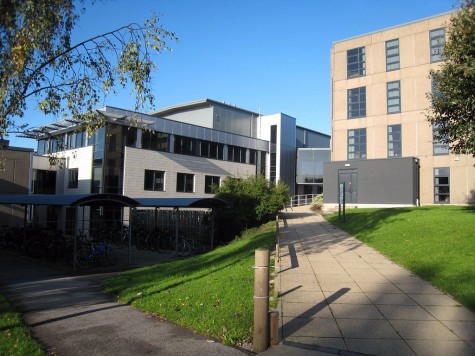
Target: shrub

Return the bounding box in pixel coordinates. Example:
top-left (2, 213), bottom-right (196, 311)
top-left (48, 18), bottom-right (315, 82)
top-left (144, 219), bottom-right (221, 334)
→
top-left (310, 194), bottom-right (324, 211)
top-left (214, 175), bottom-right (289, 241)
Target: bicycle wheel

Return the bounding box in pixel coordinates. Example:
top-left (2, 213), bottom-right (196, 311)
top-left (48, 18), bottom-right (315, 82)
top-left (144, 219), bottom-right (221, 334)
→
top-left (176, 239), bottom-right (191, 257)
top-left (105, 246), bottom-right (117, 266)
top-left (25, 238), bottom-right (46, 258)
top-left (75, 245), bottom-right (95, 269)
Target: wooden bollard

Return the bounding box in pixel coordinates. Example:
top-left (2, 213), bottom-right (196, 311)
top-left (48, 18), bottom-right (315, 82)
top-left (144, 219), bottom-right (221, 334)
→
top-left (253, 248), bottom-right (269, 353)
top-left (269, 310), bottom-right (279, 346)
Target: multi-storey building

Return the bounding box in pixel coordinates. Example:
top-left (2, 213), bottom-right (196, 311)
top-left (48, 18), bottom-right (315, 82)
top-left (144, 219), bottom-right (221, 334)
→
top-left (325, 12), bottom-right (475, 207)
top-left (23, 99), bottom-right (329, 227)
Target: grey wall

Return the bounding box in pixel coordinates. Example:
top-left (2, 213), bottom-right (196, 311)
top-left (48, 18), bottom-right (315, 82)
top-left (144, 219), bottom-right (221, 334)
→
top-left (323, 157), bottom-right (419, 205)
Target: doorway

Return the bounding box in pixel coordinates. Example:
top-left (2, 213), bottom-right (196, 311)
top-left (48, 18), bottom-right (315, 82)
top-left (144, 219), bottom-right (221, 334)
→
top-left (338, 169), bottom-right (358, 204)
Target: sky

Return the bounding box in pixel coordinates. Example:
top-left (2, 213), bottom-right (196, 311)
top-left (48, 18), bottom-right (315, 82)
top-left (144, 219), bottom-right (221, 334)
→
top-left (10, 0), bottom-right (457, 149)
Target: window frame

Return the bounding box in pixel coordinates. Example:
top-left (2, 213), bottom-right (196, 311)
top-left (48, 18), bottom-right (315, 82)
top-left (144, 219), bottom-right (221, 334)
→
top-left (347, 86), bottom-right (366, 119)
top-left (204, 175), bottom-right (220, 194)
top-left (347, 47), bottom-right (366, 79)
top-left (176, 173), bottom-right (194, 193)
top-left (68, 168), bottom-right (79, 189)
top-left (430, 28), bottom-right (445, 63)
top-left (347, 128), bottom-right (367, 160)
top-left (387, 125), bottom-right (402, 158)
top-left (432, 123), bottom-right (449, 155)
top-left (434, 167), bottom-right (450, 203)
top-left (386, 38), bottom-right (400, 71)
top-left (387, 81), bottom-right (401, 114)
top-left (144, 169), bottom-right (165, 192)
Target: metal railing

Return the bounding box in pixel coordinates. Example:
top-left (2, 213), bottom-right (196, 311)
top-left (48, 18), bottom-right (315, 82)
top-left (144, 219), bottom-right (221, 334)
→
top-left (287, 194), bottom-right (317, 207)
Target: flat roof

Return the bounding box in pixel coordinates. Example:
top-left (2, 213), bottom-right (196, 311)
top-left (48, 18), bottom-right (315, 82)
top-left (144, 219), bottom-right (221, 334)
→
top-left (332, 10), bottom-right (455, 45)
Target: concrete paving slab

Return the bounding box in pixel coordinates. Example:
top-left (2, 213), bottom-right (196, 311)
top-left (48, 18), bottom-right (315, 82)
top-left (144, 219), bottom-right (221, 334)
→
top-left (390, 320), bottom-right (461, 340)
top-left (345, 338), bottom-right (416, 356)
top-left (329, 303), bottom-right (385, 320)
top-left (424, 305), bottom-right (475, 321)
top-left (274, 206), bottom-right (475, 355)
top-left (282, 316), bottom-right (341, 338)
top-left (336, 319), bottom-right (402, 339)
top-left (376, 305), bottom-right (436, 320)
top-left (406, 340), bottom-right (475, 356)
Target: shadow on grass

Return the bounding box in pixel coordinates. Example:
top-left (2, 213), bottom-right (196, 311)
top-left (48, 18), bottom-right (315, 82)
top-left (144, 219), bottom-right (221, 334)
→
top-left (102, 227), bottom-right (276, 304)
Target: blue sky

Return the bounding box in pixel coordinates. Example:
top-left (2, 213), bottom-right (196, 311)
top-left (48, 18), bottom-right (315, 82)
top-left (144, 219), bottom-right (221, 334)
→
top-left (11, 0), bottom-right (456, 149)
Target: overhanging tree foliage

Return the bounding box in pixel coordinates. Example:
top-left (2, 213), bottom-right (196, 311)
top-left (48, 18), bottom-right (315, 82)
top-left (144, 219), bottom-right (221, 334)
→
top-left (427, 0), bottom-right (475, 157)
top-left (0, 0), bottom-right (177, 141)
top-left (213, 175), bottom-right (289, 241)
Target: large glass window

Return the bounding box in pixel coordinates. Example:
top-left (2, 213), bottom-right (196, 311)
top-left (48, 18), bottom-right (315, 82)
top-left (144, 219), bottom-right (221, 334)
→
top-left (174, 136), bottom-right (195, 155)
top-left (386, 39), bottom-right (400, 71)
top-left (205, 175), bottom-right (220, 194)
top-left (348, 87), bottom-right (366, 119)
top-left (144, 170), bottom-right (165, 191)
top-left (387, 81), bottom-right (401, 114)
top-left (176, 173), bottom-right (194, 193)
top-left (68, 168), bottom-right (79, 189)
top-left (348, 128), bottom-right (366, 160)
top-left (347, 47), bottom-right (366, 78)
top-left (434, 168), bottom-right (450, 203)
top-left (142, 130), bottom-right (168, 152)
top-left (387, 125), bottom-right (402, 158)
top-left (430, 28), bottom-right (445, 63)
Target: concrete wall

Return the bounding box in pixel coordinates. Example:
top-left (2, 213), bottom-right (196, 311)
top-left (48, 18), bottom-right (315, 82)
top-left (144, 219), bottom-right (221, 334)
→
top-left (324, 157), bottom-right (419, 207)
top-left (330, 12), bottom-right (475, 205)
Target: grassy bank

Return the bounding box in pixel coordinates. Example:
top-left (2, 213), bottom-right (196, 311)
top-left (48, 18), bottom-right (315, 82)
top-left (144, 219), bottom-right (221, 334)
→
top-left (325, 206), bottom-right (475, 311)
top-left (102, 221), bottom-right (276, 346)
top-left (0, 294), bottom-right (45, 356)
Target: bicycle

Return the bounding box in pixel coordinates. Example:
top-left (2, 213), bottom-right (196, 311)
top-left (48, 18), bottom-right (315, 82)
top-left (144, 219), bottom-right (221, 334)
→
top-left (75, 240), bottom-right (117, 269)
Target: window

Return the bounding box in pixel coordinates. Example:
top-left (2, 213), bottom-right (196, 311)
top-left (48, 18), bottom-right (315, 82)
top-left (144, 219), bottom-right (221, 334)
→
top-left (386, 39), bottom-right (400, 71)
top-left (348, 87), bottom-right (366, 119)
top-left (205, 175), bottom-right (220, 194)
top-left (347, 47), bottom-right (366, 78)
top-left (430, 28), bottom-right (445, 63)
top-left (144, 170), bottom-right (165, 191)
top-left (348, 128), bottom-right (366, 160)
top-left (434, 168), bottom-right (450, 203)
top-left (387, 81), bottom-right (401, 114)
top-left (174, 135), bottom-right (196, 155)
top-left (68, 168), bottom-right (79, 189)
top-left (387, 125), bottom-right (402, 158)
top-left (142, 131), bottom-right (168, 152)
top-left (176, 173), bottom-right (194, 193)
top-left (432, 123), bottom-right (449, 155)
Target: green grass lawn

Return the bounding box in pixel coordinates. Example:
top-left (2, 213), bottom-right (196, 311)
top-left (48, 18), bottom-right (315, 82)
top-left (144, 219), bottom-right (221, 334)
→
top-left (325, 206), bottom-right (475, 311)
top-left (102, 222), bottom-right (276, 346)
top-left (0, 294), bottom-right (45, 356)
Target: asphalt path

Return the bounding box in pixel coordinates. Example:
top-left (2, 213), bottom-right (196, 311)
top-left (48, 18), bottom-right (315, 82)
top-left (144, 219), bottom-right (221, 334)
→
top-left (0, 251), bottom-right (248, 355)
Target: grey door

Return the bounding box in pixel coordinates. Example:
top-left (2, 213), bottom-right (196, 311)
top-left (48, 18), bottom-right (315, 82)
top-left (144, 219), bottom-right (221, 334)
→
top-left (338, 170), bottom-right (358, 204)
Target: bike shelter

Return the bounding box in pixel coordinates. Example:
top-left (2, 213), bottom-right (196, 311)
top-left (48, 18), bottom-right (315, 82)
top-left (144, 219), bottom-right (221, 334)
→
top-left (0, 194), bottom-right (228, 272)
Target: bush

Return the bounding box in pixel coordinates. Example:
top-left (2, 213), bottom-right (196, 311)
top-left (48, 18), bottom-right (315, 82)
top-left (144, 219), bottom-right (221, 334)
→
top-left (310, 194), bottom-right (324, 211)
top-left (214, 175), bottom-right (289, 241)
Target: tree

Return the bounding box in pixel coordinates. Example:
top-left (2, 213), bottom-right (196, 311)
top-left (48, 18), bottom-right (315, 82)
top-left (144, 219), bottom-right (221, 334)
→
top-left (0, 0), bottom-right (177, 142)
top-left (427, 0), bottom-right (475, 157)
top-left (214, 175), bottom-right (289, 241)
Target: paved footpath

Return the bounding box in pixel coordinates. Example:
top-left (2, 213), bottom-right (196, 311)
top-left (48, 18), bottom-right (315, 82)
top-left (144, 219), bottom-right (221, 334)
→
top-left (0, 251), bottom-right (247, 356)
top-left (263, 206), bottom-right (475, 356)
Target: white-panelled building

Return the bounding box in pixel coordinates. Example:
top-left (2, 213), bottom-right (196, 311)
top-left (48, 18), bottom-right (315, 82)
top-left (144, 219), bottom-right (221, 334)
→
top-left (26, 99), bottom-right (330, 225)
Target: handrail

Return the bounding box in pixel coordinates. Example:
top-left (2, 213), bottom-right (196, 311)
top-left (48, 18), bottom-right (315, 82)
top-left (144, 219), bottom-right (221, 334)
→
top-left (287, 194), bottom-right (316, 207)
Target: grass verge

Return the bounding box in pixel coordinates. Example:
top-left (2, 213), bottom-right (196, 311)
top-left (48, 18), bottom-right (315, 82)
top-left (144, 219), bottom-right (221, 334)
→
top-left (325, 205), bottom-right (475, 311)
top-left (102, 221), bottom-right (276, 346)
top-left (0, 294), bottom-right (45, 356)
